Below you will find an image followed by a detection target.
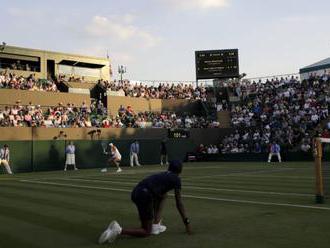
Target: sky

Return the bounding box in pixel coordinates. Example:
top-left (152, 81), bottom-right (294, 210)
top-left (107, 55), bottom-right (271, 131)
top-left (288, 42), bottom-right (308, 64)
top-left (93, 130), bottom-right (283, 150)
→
top-left (1, 0), bottom-right (330, 81)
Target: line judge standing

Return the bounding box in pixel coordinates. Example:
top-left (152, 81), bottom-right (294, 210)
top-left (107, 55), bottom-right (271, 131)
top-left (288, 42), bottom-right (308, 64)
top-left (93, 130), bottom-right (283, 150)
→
top-left (64, 141), bottom-right (78, 171)
top-left (130, 140), bottom-right (141, 167)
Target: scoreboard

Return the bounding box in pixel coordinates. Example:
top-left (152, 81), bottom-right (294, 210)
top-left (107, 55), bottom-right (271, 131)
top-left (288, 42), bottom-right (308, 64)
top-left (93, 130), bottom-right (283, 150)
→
top-left (168, 129), bottom-right (190, 139)
top-left (195, 49), bottom-right (239, 80)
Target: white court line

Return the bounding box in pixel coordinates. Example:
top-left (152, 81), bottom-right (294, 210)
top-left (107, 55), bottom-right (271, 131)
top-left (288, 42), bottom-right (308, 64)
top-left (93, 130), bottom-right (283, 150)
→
top-left (207, 175), bottom-right (314, 180)
top-left (20, 179), bottom-right (131, 193)
top-left (55, 178), bottom-right (312, 197)
top-left (183, 186), bottom-right (312, 197)
top-left (24, 166), bottom-right (306, 183)
top-left (186, 168), bottom-right (299, 179)
top-left (19, 179), bottom-right (330, 211)
top-left (1, 163), bottom-right (308, 181)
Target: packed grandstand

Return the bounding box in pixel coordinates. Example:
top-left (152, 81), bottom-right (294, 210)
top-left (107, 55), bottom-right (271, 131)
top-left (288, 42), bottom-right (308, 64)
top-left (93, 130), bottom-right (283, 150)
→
top-left (1, 66), bottom-right (329, 155)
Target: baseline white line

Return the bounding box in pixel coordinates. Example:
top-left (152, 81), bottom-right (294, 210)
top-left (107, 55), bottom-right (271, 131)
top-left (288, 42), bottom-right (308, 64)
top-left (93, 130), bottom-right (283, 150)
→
top-left (201, 175), bottom-right (314, 180)
top-left (19, 179), bottom-right (330, 211)
top-left (20, 179), bottom-right (130, 193)
top-left (21, 167), bottom-right (305, 183)
top-left (183, 186), bottom-right (312, 197)
top-left (55, 178), bottom-right (312, 197)
top-left (186, 168), bottom-right (299, 180)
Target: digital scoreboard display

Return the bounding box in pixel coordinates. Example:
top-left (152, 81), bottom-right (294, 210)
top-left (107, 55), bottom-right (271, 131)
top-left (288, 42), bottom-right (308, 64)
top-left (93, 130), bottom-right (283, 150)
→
top-left (168, 129), bottom-right (190, 139)
top-left (195, 49), bottom-right (239, 80)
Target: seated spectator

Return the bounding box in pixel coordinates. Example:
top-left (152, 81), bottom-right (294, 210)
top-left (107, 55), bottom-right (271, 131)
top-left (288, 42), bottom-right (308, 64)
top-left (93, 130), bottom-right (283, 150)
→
top-left (220, 74), bottom-right (329, 153)
top-left (301, 142), bottom-right (311, 152)
top-left (197, 144), bottom-right (207, 155)
top-left (97, 80), bottom-right (210, 100)
top-left (322, 128), bottom-right (330, 138)
top-left (0, 71), bottom-right (58, 92)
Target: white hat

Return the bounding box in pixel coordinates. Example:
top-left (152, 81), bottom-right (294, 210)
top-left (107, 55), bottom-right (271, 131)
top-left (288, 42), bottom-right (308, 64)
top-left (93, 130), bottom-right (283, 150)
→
top-left (109, 143), bottom-right (113, 146)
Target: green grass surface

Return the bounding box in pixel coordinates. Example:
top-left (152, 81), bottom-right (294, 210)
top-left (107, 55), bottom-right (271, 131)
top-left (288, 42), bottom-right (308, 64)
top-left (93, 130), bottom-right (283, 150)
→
top-left (1, 162), bottom-right (330, 248)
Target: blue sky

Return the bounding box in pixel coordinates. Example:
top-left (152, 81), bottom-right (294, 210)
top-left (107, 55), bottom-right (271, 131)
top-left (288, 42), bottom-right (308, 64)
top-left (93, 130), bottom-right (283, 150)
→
top-left (1, 0), bottom-right (330, 81)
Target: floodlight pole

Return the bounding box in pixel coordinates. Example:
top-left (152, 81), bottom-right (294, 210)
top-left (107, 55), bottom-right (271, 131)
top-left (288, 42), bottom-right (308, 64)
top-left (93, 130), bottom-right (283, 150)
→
top-left (118, 65), bottom-right (127, 84)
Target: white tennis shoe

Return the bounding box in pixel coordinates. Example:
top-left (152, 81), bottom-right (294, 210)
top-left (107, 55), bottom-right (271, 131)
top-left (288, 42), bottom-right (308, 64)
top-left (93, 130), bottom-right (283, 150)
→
top-left (151, 222), bottom-right (167, 235)
top-left (98, 221), bottom-right (122, 244)
top-left (100, 168), bottom-right (107, 173)
top-left (116, 168), bottom-right (122, 173)
top-left (98, 222), bottom-right (113, 244)
top-left (108, 221), bottom-right (122, 243)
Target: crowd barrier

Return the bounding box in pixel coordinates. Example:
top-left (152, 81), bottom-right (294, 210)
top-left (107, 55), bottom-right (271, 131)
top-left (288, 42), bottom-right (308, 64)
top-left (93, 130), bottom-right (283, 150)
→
top-left (0, 89), bottom-right (91, 106)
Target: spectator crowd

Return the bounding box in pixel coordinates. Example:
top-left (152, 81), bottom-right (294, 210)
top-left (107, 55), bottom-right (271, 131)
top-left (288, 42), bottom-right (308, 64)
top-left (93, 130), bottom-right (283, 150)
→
top-left (1, 68), bottom-right (329, 154)
top-left (0, 100), bottom-right (106, 128)
top-left (98, 80), bottom-right (208, 100)
top-left (220, 73), bottom-right (330, 153)
top-left (0, 71), bottom-right (58, 92)
top-left (99, 105), bottom-right (219, 128)
top-left (0, 102), bottom-right (219, 129)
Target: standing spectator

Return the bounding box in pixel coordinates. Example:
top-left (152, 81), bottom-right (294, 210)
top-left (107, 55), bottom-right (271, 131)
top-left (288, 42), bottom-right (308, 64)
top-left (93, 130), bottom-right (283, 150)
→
top-left (130, 140), bottom-right (141, 167)
top-left (0, 144), bottom-right (13, 174)
top-left (160, 139), bottom-right (168, 166)
top-left (268, 142), bottom-right (282, 163)
top-left (64, 141), bottom-right (78, 171)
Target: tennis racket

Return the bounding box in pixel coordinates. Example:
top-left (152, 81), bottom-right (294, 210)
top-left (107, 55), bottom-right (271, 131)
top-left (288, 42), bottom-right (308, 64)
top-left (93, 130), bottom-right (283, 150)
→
top-left (101, 141), bottom-right (108, 154)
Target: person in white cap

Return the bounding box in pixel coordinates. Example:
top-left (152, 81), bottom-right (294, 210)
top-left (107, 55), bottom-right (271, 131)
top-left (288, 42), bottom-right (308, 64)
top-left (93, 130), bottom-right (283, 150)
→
top-left (102, 143), bottom-right (122, 173)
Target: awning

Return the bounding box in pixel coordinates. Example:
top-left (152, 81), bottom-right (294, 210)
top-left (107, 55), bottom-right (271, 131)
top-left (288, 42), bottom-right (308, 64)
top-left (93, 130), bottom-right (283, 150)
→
top-left (300, 57), bottom-right (330, 74)
top-left (58, 60), bottom-right (105, 68)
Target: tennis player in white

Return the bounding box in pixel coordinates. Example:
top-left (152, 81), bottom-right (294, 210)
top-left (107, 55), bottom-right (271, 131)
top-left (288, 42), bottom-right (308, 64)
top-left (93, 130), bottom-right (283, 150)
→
top-left (0, 144), bottom-right (13, 174)
top-left (103, 143), bottom-right (122, 173)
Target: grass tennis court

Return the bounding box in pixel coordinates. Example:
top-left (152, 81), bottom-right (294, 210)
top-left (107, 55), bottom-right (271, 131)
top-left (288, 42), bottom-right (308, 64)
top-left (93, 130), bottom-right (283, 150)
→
top-left (1, 162), bottom-right (330, 248)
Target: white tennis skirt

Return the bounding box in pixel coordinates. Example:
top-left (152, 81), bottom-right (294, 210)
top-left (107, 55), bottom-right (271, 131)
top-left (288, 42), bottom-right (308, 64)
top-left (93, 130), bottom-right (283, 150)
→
top-left (66, 154), bottom-right (75, 165)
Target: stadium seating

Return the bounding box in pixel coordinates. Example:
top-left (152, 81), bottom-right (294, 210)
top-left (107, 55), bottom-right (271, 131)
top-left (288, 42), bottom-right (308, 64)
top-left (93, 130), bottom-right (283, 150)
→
top-left (220, 74), bottom-right (329, 153)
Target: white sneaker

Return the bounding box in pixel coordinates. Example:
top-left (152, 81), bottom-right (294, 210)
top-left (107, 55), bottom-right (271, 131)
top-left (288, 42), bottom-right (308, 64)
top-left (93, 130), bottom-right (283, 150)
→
top-left (98, 222), bottom-right (113, 244)
top-left (98, 221), bottom-right (122, 244)
top-left (108, 221), bottom-right (122, 243)
top-left (151, 223), bottom-right (167, 235)
top-left (101, 168), bottom-right (107, 173)
top-left (137, 164), bottom-right (141, 167)
top-left (116, 168), bottom-right (122, 173)
top-left (74, 168), bottom-right (78, 171)
top-left (98, 228), bottom-right (111, 244)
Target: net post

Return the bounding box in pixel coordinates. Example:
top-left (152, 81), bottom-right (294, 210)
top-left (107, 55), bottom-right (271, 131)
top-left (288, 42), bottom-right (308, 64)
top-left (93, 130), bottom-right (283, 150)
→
top-left (314, 138), bottom-right (324, 204)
